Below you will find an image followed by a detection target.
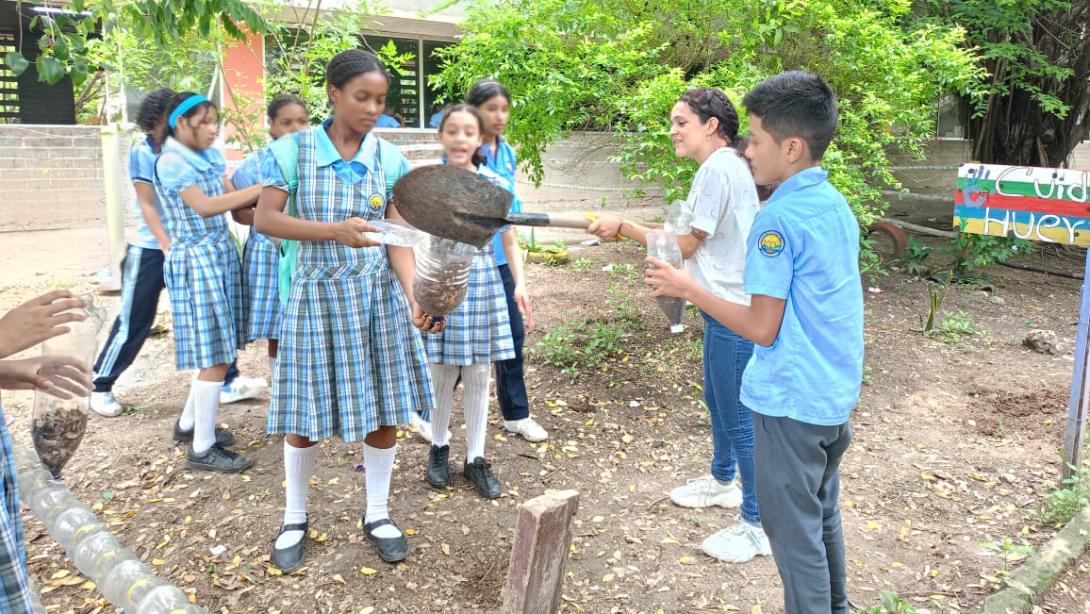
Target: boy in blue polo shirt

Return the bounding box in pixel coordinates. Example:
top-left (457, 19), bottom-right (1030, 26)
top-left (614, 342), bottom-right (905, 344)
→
top-left (645, 70), bottom-right (862, 613)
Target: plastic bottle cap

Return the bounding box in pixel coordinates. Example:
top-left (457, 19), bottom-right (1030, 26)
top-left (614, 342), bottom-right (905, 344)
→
top-left (670, 324), bottom-right (685, 334)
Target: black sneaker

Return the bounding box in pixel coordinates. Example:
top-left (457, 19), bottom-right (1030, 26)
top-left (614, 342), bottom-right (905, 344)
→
top-left (172, 420), bottom-right (236, 447)
top-left (270, 518), bottom-right (308, 573)
top-left (185, 445), bottom-right (253, 473)
top-left (363, 518), bottom-right (409, 563)
top-left (426, 445), bottom-right (450, 489)
top-left (463, 457), bottom-right (502, 499)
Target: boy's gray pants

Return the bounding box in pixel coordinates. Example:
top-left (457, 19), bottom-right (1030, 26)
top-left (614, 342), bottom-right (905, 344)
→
top-left (754, 413), bottom-right (852, 614)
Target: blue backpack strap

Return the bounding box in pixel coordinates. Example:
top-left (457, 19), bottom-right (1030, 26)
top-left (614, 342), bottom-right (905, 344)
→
top-left (272, 134), bottom-right (301, 308)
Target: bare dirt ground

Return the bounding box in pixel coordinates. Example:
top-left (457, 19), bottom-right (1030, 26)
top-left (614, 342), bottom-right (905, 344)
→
top-left (0, 225), bottom-right (1085, 614)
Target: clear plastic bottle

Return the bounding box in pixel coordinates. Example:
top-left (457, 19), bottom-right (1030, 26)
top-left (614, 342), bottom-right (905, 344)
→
top-left (135, 585), bottom-right (196, 614)
top-left (32, 294), bottom-right (106, 478)
top-left (103, 559), bottom-right (165, 611)
top-left (50, 507), bottom-right (101, 551)
top-left (412, 234), bottom-right (477, 320)
top-left (71, 529), bottom-right (122, 577)
top-left (646, 229), bottom-right (686, 333)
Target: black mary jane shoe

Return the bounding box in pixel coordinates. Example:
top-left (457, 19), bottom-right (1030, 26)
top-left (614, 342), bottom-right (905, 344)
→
top-left (363, 518), bottom-right (409, 563)
top-left (271, 519), bottom-right (309, 573)
top-left (463, 457), bottom-right (502, 499)
top-left (426, 444), bottom-right (450, 489)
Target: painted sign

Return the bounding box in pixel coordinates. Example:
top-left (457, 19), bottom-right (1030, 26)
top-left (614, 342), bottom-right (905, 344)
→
top-left (954, 163), bottom-right (1090, 246)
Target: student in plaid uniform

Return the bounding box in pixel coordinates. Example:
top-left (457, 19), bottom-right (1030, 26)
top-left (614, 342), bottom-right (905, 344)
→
top-left (422, 105), bottom-right (532, 499)
top-left (254, 50), bottom-right (436, 571)
top-left (0, 289), bottom-right (94, 612)
top-left (230, 94), bottom-right (310, 376)
top-left (154, 93), bottom-right (263, 473)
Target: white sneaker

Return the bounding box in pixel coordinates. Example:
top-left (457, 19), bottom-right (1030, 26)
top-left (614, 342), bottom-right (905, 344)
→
top-left (701, 521), bottom-right (771, 563)
top-left (503, 417), bottom-right (549, 442)
top-left (410, 413), bottom-right (450, 444)
top-left (89, 392), bottom-right (123, 418)
top-left (669, 475), bottom-right (743, 509)
top-left (220, 378), bottom-right (266, 405)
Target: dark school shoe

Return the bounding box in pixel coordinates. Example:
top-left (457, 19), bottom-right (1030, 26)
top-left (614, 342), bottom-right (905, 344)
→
top-left (172, 420), bottom-right (237, 447)
top-left (426, 445), bottom-right (450, 489)
top-left (270, 519), bottom-right (309, 573)
top-left (363, 518), bottom-right (409, 563)
top-left (463, 457), bottom-right (502, 499)
top-left (185, 445), bottom-right (253, 473)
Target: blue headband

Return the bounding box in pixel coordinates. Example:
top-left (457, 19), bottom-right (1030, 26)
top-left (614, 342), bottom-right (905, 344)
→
top-left (168, 95), bottom-right (210, 129)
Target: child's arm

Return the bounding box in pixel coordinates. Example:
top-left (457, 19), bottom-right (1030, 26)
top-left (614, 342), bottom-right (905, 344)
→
top-left (178, 183), bottom-right (261, 218)
top-left (254, 187), bottom-right (379, 246)
top-left (134, 182), bottom-right (171, 252)
top-left (501, 227), bottom-right (533, 328)
top-left (588, 213), bottom-right (704, 258)
top-left (645, 259), bottom-right (786, 347)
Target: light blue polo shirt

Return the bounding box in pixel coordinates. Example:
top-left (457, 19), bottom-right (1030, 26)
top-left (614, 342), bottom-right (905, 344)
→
top-left (128, 136), bottom-right (164, 250)
top-left (481, 137), bottom-right (522, 266)
top-left (740, 167), bottom-right (864, 426)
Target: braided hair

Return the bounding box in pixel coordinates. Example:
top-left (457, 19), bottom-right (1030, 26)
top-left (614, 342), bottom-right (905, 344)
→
top-left (326, 49), bottom-right (388, 92)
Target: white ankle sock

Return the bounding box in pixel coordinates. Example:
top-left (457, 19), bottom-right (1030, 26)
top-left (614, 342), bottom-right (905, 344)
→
top-left (362, 442), bottom-right (400, 539)
top-left (462, 363), bottom-right (491, 461)
top-left (191, 379), bottom-right (223, 454)
top-left (179, 372), bottom-right (199, 430)
top-left (429, 364), bottom-right (460, 448)
top-left (275, 441), bottom-right (317, 550)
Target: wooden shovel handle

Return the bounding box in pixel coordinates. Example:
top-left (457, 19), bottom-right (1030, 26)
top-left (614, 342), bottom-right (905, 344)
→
top-left (506, 212), bottom-right (592, 230)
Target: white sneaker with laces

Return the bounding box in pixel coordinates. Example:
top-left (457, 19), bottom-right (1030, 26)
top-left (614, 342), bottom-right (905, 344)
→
top-left (220, 377), bottom-right (266, 405)
top-left (503, 417), bottom-right (549, 442)
top-left (701, 521), bottom-right (771, 563)
top-left (670, 475), bottom-right (743, 509)
top-left (89, 392), bottom-right (123, 418)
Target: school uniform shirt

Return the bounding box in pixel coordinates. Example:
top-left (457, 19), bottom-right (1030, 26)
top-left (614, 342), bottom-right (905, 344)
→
top-left (128, 136), bottom-right (164, 250)
top-left (684, 147), bottom-right (760, 306)
top-left (0, 400), bottom-right (35, 613)
top-left (232, 148), bottom-right (282, 342)
top-left (481, 137), bottom-right (522, 266)
top-left (424, 164), bottom-right (516, 366)
top-left (261, 123), bottom-right (433, 442)
top-left (740, 167), bottom-right (864, 426)
top-left (154, 137), bottom-right (245, 370)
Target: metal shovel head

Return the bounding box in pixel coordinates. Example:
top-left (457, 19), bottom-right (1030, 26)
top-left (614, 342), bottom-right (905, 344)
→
top-left (392, 164), bottom-right (514, 248)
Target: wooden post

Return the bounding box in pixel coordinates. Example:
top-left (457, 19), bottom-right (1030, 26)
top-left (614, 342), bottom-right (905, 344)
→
top-left (1062, 248), bottom-right (1090, 479)
top-left (502, 490), bottom-right (580, 614)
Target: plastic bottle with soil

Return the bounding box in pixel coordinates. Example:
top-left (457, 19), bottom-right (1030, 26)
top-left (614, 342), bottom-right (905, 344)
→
top-left (412, 234), bottom-right (477, 321)
top-left (32, 294), bottom-right (105, 478)
top-left (646, 229), bottom-right (686, 333)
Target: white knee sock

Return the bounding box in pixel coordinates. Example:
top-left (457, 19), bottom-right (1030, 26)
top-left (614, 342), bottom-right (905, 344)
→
top-left (275, 441), bottom-right (317, 549)
top-left (429, 363), bottom-right (461, 448)
top-left (362, 442), bottom-right (401, 539)
top-left (462, 363), bottom-right (491, 461)
top-left (179, 372), bottom-right (199, 430)
top-left (191, 379), bottom-right (223, 454)
top-left (267, 355), bottom-right (277, 377)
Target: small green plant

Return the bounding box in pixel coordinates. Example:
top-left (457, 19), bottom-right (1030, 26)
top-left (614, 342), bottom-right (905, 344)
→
top-left (921, 278), bottom-right (953, 335)
top-left (858, 591), bottom-right (918, 614)
top-left (571, 257), bottom-right (592, 272)
top-left (532, 319), bottom-right (626, 381)
top-left (900, 236), bottom-right (932, 277)
top-left (980, 537), bottom-right (1034, 580)
top-left (861, 365), bottom-right (873, 386)
top-left (1037, 460), bottom-right (1090, 526)
top-left (930, 310), bottom-right (975, 343)
top-left (944, 231), bottom-right (1034, 283)
top-left (608, 263), bottom-right (639, 283)
top-left (606, 284), bottom-right (642, 327)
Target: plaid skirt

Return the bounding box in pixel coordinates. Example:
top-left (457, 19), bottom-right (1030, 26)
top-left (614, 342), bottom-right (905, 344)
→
top-left (425, 253), bottom-right (515, 366)
top-left (242, 230), bottom-right (281, 342)
top-left (0, 410), bottom-right (36, 613)
top-left (163, 233), bottom-right (245, 370)
top-left (269, 261), bottom-right (434, 442)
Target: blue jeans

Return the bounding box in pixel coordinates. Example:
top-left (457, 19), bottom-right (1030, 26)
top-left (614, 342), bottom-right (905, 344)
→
top-left (703, 312), bottom-right (759, 525)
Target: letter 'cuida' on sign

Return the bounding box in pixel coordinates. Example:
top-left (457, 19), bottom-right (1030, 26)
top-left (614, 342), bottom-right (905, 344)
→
top-left (954, 164), bottom-right (1090, 246)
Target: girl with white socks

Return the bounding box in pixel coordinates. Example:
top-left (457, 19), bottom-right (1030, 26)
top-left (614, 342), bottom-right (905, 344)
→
top-left (255, 50), bottom-right (437, 571)
top-left (153, 92), bottom-right (261, 473)
top-left (424, 105), bottom-right (532, 499)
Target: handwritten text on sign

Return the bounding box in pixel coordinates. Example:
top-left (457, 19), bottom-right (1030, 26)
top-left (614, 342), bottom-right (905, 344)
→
top-left (954, 163), bottom-right (1090, 246)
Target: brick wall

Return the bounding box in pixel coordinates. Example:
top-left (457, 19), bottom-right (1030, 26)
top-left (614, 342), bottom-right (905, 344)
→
top-left (0, 125), bottom-right (106, 232)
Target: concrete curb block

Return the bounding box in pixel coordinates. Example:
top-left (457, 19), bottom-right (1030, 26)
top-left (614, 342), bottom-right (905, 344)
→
top-left (976, 505), bottom-right (1090, 614)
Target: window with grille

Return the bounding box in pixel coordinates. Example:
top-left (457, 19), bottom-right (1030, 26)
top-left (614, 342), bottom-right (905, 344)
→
top-left (0, 32), bottom-right (19, 123)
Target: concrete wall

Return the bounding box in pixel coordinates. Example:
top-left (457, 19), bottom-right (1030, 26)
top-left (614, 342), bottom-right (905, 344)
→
top-left (0, 125), bottom-right (105, 232)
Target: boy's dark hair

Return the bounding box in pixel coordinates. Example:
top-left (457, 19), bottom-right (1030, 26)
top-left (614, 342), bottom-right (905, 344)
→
top-left (439, 104), bottom-right (488, 167)
top-left (164, 92), bottom-right (217, 137)
top-left (326, 49), bottom-right (388, 91)
top-left (136, 88), bottom-right (176, 135)
top-left (742, 70), bottom-right (838, 160)
top-left (466, 79), bottom-right (511, 108)
top-left (267, 93), bottom-right (306, 121)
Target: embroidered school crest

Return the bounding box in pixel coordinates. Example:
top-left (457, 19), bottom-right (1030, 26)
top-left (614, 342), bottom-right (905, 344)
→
top-left (368, 193), bottom-right (384, 211)
top-left (758, 231), bottom-right (785, 257)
